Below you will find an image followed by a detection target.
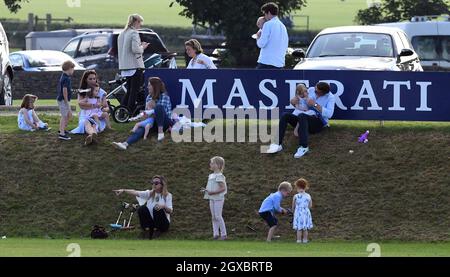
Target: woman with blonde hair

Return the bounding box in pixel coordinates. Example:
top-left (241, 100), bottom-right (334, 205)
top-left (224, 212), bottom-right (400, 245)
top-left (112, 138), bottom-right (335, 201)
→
top-left (185, 39), bottom-right (217, 69)
top-left (118, 14), bottom-right (149, 109)
top-left (114, 175), bottom-right (173, 240)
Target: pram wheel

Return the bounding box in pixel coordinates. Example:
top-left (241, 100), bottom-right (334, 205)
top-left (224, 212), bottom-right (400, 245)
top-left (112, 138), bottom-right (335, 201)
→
top-left (113, 105), bottom-right (131, 123)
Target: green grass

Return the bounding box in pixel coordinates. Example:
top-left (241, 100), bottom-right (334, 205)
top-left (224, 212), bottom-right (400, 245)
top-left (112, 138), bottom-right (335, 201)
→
top-left (0, 115), bottom-right (449, 242)
top-left (1, 239), bottom-right (449, 257)
top-left (0, 0), bottom-right (370, 31)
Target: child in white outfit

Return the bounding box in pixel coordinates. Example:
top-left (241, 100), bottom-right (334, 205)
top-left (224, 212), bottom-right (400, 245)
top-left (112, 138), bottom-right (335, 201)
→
top-left (201, 156), bottom-right (227, 240)
top-left (292, 178), bottom-right (313, 243)
top-left (17, 94), bottom-right (50, 132)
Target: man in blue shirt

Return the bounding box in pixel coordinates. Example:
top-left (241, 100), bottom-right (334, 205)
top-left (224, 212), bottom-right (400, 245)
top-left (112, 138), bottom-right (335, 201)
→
top-left (266, 82), bottom-right (336, 158)
top-left (256, 2), bottom-right (289, 69)
top-left (259, 181), bottom-right (292, 242)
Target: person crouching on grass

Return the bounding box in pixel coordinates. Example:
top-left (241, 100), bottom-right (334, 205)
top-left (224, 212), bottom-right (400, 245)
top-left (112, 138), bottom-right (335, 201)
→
top-left (258, 181), bottom-right (292, 242)
top-left (201, 156), bottom-right (228, 240)
top-left (292, 178), bottom-right (313, 243)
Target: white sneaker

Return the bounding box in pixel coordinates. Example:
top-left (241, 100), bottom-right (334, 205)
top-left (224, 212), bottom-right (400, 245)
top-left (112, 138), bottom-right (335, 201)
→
top-left (266, 144), bottom-right (283, 154)
top-left (302, 239), bottom-right (309, 244)
top-left (294, 146), bottom-right (309, 158)
top-left (112, 142), bottom-right (127, 150)
top-left (296, 240), bottom-right (302, 243)
top-left (157, 133), bottom-right (165, 142)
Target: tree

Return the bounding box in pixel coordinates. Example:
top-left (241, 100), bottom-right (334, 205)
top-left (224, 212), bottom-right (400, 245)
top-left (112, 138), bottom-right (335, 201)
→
top-left (4, 0), bottom-right (28, 13)
top-left (171, 0), bottom-right (307, 67)
top-left (356, 0), bottom-right (450, 25)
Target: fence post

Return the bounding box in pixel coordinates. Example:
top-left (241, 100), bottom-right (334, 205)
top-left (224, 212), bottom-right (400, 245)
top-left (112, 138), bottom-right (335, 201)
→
top-left (46, 14), bottom-right (52, 31)
top-left (28, 13), bottom-right (34, 32)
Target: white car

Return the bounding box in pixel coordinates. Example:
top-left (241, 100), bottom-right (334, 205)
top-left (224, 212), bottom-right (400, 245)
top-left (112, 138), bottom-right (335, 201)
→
top-left (378, 17), bottom-right (450, 71)
top-left (0, 22), bottom-right (13, 105)
top-left (293, 26), bottom-right (423, 71)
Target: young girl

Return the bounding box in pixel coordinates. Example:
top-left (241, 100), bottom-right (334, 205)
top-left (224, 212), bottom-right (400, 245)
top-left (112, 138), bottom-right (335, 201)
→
top-left (131, 100), bottom-right (156, 140)
top-left (201, 156), bottom-right (227, 240)
top-left (292, 178), bottom-right (313, 243)
top-left (85, 85), bottom-right (103, 128)
top-left (18, 94), bottom-right (50, 132)
top-left (292, 84), bottom-right (313, 137)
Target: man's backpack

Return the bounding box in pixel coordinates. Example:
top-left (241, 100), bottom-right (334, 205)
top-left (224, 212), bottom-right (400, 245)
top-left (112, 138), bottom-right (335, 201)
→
top-left (90, 225), bottom-right (108, 239)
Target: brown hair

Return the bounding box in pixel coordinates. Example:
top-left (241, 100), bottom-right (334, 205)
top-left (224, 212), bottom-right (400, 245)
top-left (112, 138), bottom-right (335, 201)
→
top-left (149, 175), bottom-right (169, 199)
top-left (148, 77), bottom-right (167, 100)
top-left (184, 39), bottom-right (203, 55)
top-left (20, 94), bottom-right (38, 109)
top-left (87, 84), bottom-right (99, 98)
top-left (261, 2), bottom-right (279, 16)
top-left (316, 82), bottom-right (331, 94)
top-left (62, 60), bottom-right (75, 71)
top-left (295, 178), bottom-right (310, 190)
top-left (79, 70), bottom-right (97, 90)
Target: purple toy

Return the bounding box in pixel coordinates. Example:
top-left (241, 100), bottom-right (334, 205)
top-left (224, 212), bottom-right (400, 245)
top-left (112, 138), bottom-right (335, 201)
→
top-left (358, 130), bottom-right (369, 143)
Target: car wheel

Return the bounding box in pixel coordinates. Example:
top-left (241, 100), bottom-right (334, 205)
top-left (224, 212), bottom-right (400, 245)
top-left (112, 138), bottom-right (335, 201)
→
top-left (113, 105), bottom-right (130, 123)
top-left (0, 73), bottom-right (12, 106)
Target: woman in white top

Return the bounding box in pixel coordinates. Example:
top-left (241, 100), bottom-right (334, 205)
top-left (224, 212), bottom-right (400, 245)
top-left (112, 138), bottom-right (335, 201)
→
top-left (114, 175), bottom-right (173, 240)
top-left (185, 39), bottom-right (217, 69)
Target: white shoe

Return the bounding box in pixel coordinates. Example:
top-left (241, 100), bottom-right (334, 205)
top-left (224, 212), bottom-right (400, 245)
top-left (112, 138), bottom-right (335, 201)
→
top-left (266, 144), bottom-right (283, 154)
top-left (294, 146), bottom-right (309, 158)
top-left (112, 142), bottom-right (127, 150)
top-left (296, 240), bottom-right (302, 243)
top-left (302, 239), bottom-right (309, 244)
top-left (157, 133), bottom-right (165, 141)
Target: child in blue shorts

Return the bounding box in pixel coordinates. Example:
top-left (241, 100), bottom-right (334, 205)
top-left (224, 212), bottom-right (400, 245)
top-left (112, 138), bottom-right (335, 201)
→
top-left (259, 181), bottom-right (293, 242)
top-left (131, 100), bottom-right (156, 140)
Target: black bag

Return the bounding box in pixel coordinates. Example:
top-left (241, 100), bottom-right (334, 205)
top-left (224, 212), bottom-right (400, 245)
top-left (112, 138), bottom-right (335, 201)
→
top-left (90, 225), bottom-right (108, 239)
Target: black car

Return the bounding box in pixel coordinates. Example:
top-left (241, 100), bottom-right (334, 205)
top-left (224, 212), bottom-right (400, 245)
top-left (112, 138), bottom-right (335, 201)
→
top-left (0, 22), bottom-right (13, 105)
top-left (61, 28), bottom-right (176, 69)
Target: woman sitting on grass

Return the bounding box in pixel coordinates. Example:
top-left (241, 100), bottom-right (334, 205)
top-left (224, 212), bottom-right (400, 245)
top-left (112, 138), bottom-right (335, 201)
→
top-left (18, 94), bottom-right (50, 132)
top-left (113, 175), bottom-right (173, 240)
top-left (71, 70), bottom-right (109, 145)
top-left (112, 77), bottom-right (173, 150)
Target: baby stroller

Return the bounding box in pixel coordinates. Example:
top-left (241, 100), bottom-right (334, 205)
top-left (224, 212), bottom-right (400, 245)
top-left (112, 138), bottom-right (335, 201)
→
top-left (107, 53), bottom-right (172, 123)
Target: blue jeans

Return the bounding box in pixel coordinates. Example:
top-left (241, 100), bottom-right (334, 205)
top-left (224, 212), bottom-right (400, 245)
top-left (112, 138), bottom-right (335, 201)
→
top-left (126, 105), bottom-right (172, 145)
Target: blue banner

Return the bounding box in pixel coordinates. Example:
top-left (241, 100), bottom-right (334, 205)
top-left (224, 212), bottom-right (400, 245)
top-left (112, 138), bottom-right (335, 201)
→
top-left (144, 69), bottom-right (450, 121)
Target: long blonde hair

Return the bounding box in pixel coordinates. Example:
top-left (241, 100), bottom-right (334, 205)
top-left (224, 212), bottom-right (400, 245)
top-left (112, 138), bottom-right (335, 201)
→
top-left (125, 14), bottom-right (144, 30)
top-left (149, 175), bottom-right (169, 200)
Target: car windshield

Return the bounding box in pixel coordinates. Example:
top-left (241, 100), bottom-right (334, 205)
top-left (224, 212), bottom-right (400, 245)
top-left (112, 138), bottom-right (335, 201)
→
top-left (25, 52), bottom-right (75, 67)
top-left (308, 32), bottom-right (394, 58)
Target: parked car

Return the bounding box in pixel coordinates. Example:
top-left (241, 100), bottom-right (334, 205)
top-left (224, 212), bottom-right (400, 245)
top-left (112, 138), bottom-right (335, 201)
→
top-left (61, 29), bottom-right (177, 69)
top-left (0, 22), bottom-right (13, 105)
top-left (9, 50), bottom-right (84, 72)
top-left (292, 26), bottom-right (423, 71)
top-left (378, 15), bottom-right (450, 71)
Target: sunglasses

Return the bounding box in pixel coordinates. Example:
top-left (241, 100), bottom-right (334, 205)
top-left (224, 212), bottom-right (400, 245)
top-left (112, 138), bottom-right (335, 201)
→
top-left (153, 180), bottom-right (162, 185)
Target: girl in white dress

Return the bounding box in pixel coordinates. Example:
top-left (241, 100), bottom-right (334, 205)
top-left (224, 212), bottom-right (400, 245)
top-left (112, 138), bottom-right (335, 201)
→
top-left (292, 178), bottom-right (313, 243)
top-left (17, 94), bottom-right (50, 132)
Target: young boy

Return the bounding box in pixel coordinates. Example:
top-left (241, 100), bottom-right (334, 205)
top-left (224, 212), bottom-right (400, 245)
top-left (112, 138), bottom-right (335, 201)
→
top-left (258, 181), bottom-right (293, 242)
top-left (57, 60), bottom-right (75, 140)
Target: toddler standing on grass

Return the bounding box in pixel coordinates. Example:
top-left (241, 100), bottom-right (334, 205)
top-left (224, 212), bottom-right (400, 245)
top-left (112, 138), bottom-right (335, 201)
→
top-left (292, 178), bottom-right (313, 243)
top-left (258, 181), bottom-right (292, 242)
top-left (201, 156), bottom-right (228, 240)
top-left (18, 94), bottom-right (50, 132)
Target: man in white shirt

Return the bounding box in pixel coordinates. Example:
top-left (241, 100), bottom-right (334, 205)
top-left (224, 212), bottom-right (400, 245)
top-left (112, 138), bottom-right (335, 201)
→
top-left (256, 2), bottom-right (289, 69)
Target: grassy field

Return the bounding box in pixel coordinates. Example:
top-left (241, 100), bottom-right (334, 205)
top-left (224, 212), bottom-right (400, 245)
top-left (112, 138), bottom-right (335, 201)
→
top-left (0, 115), bottom-right (449, 243)
top-left (0, 0), bottom-right (370, 31)
top-left (1, 239), bottom-right (449, 257)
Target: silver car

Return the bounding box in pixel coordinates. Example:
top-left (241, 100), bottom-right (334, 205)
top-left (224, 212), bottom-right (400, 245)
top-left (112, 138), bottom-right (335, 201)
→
top-left (293, 26), bottom-right (423, 71)
top-left (0, 22), bottom-right (13, 105)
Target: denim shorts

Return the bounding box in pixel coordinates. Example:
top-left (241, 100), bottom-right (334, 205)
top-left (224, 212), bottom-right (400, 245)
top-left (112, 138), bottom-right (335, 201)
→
top-left (259, 211), bottom-right (278, 227)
